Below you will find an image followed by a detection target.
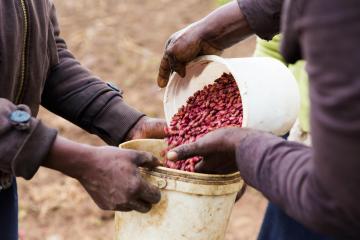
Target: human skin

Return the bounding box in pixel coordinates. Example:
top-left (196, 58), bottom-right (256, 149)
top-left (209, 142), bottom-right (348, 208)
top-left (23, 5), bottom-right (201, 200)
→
top-left (42, 116), bottom-right (166, 213)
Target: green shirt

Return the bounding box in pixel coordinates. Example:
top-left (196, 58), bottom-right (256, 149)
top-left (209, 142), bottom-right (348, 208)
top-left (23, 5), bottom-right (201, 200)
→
top-left (254, 35), bottom-right (310, 133)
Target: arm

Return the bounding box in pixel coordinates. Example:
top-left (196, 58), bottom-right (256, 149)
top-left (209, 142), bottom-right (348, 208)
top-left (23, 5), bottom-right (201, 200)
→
top-left (41, 3), bottom-right (144, 145)
top-left (167, 0), bottom-right (360, 237)
top-left (0, 98), bottom-right (160, 212)
top-left (157, 0), bottom-right (283, 87)
top-left (42, 135), bottom-right (161, 212)
top-left (237, 1), bottom-right (360, 237)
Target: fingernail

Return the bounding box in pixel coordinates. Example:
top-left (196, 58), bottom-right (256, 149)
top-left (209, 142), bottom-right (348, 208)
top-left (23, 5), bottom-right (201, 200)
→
top-left (166, 151), bottom-right (177, 161)
top-left (159, 79), bottom-right (168, 88)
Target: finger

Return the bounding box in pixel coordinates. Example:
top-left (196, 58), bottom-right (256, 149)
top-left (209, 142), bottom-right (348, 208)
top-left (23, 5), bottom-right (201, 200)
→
top-left (194, 159), bottom-right (219, 174)
top-left (127, 200), bottom-right (152, 213)
top-left (200, 41), bottom-right (223, 55)
top-left (114, 205), bottom-right (133, 212)
top-left (166, 141), bottom-right (202, 162)
top-left (157, 55), bottom-right (171, 88)
top-left (167, 53), bottom-right (186, 78)
top-left (138, 178), bottom-right (161, 204)
top-left (133, 151), bottom-right (161, 168)
top-left (235, 184), bottom-right (247, 202)
top-left (194, 159), bottom-right (207, 173)
top-left (194, 157), bottom-right (233, 174)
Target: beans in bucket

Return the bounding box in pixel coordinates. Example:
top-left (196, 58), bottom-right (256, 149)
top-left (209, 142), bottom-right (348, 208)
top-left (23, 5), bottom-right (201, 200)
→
top-left (115, 55), bottom-right (300, 240)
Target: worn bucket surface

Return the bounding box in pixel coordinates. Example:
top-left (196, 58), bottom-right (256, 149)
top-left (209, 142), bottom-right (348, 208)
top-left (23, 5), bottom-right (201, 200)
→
top-left (115, 139), bottom-right (244, 240)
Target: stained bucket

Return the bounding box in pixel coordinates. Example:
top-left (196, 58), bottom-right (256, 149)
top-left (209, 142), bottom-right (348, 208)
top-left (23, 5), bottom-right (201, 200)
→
top-left (164, 55), bottom-right (300, 136)
top-left (115, 139), bottom-right (244, 240)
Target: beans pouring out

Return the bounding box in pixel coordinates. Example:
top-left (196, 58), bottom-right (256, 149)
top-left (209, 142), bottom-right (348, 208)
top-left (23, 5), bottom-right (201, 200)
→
top-left (164, 73), bottom-right (243, 172)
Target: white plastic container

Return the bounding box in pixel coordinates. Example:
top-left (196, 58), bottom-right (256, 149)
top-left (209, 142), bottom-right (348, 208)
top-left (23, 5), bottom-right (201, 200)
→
top-left (164, 55), bottom-right (300, 136)
top-left (115, 139), bottom-right (244, 240)
top-left (115, 56), bottom-right (300, 240)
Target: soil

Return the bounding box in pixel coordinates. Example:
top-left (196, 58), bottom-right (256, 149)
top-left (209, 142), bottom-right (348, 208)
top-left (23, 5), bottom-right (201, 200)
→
top-left (17, 1), bottom-right (267, 239)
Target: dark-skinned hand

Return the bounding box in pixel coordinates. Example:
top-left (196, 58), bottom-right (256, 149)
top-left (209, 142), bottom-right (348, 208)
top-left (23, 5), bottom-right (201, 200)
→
top-left (157, 1), bottom-right (252, 88)
top-left (125, 116), bottom-right (167, 141)
top-left (44, 137), bottom-right (162, 213)
top-left (79, 146), bottom-right (161, 213)
top-left (166, 127), bottom-right (253, 174)
top-left (157, 22), bottom-right (222, 88)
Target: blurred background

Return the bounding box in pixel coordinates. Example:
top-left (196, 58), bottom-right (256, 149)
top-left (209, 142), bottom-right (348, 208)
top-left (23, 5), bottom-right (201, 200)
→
top-left (17, 0), bottom-right (267, 239)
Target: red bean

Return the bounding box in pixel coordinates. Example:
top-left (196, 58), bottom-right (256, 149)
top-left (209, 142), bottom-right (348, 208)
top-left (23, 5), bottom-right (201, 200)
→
top-left (164, 73), bottom-right (243, 172)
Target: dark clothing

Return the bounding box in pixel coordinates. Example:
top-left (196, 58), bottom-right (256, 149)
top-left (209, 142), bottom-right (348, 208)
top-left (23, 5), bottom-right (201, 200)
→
top-left (0, 178), bottom-right (18, 240)
top-left (237, 0), bottom-right (360, 238)
top-left (0, 0), bottom-right (144, 180)
top-left (257, 135), bottom-right (332, 240)
top-left (258, 203), bottom-right (331, 240)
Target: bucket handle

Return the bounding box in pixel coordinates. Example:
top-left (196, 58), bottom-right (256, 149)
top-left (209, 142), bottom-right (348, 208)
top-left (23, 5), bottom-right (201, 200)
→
top-left (155, 178), bottom-right (167, 189)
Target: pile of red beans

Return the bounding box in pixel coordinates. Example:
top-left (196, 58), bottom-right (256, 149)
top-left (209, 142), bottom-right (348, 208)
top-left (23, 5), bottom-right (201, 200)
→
top-left (164, 73), bottom-right (243, 172)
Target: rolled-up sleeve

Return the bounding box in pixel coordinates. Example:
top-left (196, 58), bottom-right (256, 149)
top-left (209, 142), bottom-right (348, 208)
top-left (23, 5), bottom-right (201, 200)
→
top-left (237, 0), bottom-right (283, 40)
top-left (235, 0), bottom-right (360, 238)
top-left (0, 99), bottom-right (57, 180)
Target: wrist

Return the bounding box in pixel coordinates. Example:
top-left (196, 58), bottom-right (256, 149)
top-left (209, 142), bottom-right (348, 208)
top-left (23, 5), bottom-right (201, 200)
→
top-left (124, 116), bottom-right (146, 141)
top-left (67, 144), bottom-right (98, 180)
top-left (197, 1), bottom-right (252, 50)
top-left (42, 136), bottom-right (97, 180)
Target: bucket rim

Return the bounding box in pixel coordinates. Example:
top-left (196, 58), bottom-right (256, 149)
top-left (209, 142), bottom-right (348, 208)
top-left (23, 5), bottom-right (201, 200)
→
top-left (120, 139), bottom-right (242, 184)
top-left (164, 54), bottom-right (249, 128)
top-left (140, 167), bottom-right (241, 185)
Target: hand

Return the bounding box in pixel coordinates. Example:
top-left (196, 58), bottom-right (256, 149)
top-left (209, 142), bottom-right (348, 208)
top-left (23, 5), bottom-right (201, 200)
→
top-left (79, 146), bottom-right (161, 213)
top-left (157, 1), bottom-right (252, 88)
top-left (43, 136), bottom-right (161, 213)
top-left (157, 22), bottom-right (222, 88)
top-left (125, 116), bottom-right (167, 141)
top-left (166, 127), bottom-right (252, 174)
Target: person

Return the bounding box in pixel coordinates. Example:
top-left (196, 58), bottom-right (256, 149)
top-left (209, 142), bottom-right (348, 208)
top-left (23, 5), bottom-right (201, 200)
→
top-left (0, 1), bottom-right (165, 239)
top-left (254, 36), bottom-right (330, 240)
top-left (158, 0), bottom-right (360, 238)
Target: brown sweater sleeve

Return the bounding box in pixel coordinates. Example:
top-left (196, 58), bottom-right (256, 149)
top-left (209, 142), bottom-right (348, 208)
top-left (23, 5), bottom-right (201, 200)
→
top-left (41, 3), bottom-right (144, 145)
top-left (0, 99), bottom-right (57, 179)
top-left (236, 0), bottom-right (360, 238)
top-left (237, 0), bottom-right (283, 40)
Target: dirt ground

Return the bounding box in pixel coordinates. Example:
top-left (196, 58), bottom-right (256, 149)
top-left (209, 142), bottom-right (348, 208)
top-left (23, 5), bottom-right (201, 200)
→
top-left (17, 1), bottom-right (267, 239)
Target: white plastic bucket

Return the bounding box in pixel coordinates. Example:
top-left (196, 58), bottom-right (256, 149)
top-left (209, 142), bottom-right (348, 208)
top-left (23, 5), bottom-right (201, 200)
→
top-left (115, 139), bottom-right (244, 240)
top-left (164, 55), bottom-right (300, 136)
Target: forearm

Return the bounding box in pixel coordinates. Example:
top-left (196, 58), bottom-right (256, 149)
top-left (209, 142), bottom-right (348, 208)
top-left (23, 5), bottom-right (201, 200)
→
top-left (193, 0), bottom-right (283, 50)
top-left (236, 133), bottom-right (315, 220)
top-left (41, 127), bottom-right (162, 213)
top-left (236, 132), bottom-right (347, 236)
top-left (42, 135), bottom-right (94, 179)
top-left (197, 1), bottom-right (253, 50)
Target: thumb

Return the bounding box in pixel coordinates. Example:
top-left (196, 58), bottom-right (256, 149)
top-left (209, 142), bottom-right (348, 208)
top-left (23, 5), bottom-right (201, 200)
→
top-left (166, 142), bottom-right (202, 162)
top-left (133, 151), bottom-right (161, 168)
top-left (158, 55), bottom-right (172, 88)
top-left (167, 53), bottom-right (187, 78)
